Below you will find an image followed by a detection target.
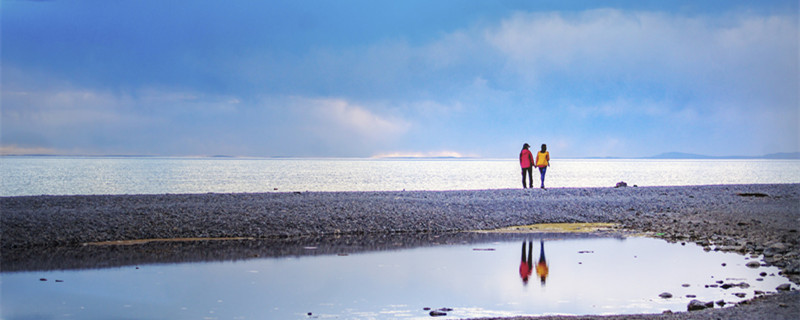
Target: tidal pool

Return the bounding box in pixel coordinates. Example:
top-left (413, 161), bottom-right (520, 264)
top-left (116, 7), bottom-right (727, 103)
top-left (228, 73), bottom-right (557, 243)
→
top-left (2, 235), bottom-right (793, 320)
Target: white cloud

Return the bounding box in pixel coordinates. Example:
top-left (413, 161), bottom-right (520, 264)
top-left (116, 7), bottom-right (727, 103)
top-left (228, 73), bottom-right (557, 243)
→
top-left (297, 97), bottom-right (409, 137)
top-left (484, 9), bottom-right (798, 102)
top-left (0, 144), bottom-right (58, 156)
top-left (314, 99), bottom-right (407, 137)
top-left (2, 87), bottom-right (246, 129)
top-left (278, 97), bottom-right (411, 155)
top-left (2, 89), bottom-right (131, 127)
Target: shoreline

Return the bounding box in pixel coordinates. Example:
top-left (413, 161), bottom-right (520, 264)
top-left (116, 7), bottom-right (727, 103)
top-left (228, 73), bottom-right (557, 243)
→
top-left (2, 183), bottom-right (798, 319)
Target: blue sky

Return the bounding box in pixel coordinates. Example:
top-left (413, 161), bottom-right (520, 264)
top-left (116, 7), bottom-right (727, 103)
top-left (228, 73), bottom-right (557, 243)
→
top-left (2, 0), bottom-right (798, 158)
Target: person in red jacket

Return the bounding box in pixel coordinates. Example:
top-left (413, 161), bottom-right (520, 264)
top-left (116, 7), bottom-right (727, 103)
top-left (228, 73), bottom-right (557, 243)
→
top-left (535, 144), bottom-right (550, 189)
top-left (519, 143), bottom-right (534, 188)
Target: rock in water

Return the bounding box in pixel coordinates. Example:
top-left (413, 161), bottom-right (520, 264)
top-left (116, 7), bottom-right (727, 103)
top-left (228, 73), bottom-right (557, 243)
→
top-left (659, 292), bottom-right (673, 299)
top-left (687, 300), bottom-right (712, 311)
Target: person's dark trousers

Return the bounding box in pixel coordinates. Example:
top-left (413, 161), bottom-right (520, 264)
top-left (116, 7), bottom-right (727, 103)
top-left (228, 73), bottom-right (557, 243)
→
top-left (522, 167), bottom-right (533, 188)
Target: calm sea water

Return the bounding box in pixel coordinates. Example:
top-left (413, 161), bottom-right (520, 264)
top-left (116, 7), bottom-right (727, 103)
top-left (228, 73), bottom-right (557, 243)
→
top-left (2, 157), bottom-right (799, 196)
top-left (3, 236), bottom-right (792, 319)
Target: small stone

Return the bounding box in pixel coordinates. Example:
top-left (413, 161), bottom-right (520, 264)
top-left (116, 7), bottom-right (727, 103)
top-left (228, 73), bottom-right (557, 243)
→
top-left (760, 272), bottom-right (768, 277)
top-left (682, 284), bottom-right (690, 287)
top-left (776, 283), bottom-right (792, 291)
top-left (769, 242), bottom-right (788, 253)
top-left (39, 278), bottom-right (47, 281)
top-left (733, 293), bottom-right (747, 298)
top-left (716, 300), bottom-right (726, 307)
top-left (746, 261), bottom-right (761, 268)
top-left (423, 307), bottom-right (431, 311)
top-left (659, 292), bottom-right (673, 299)
top-left (686, 294), bottom-right (697, 298)
top-left (429, 310), bottom-right (447, 317)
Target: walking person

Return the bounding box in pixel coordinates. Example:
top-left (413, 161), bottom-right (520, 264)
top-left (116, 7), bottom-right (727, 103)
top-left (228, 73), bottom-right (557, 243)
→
top-left (535, 144), bottom-right (550, 189)
top-left (519, 143), bottom-right (534, 188)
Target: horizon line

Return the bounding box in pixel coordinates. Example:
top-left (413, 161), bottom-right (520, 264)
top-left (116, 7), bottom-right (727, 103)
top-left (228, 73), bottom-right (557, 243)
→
top-left (2, 152), bottom-right (798, 160)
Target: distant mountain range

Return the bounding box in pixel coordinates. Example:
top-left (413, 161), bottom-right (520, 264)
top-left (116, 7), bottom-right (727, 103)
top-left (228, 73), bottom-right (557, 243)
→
top-left (645, 152), bottom-right (800, 159)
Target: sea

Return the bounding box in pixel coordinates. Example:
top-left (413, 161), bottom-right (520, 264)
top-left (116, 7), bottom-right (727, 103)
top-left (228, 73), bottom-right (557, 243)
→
top-left (1, 157), bottom-right (799, 196)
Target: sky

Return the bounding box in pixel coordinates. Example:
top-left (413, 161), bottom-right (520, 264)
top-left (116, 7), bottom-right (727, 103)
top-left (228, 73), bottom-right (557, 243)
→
top-left (1, 0), bottom-right (798, 158)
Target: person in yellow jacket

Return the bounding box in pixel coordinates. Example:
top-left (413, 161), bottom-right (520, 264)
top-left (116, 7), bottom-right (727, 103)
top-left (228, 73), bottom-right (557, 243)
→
top-left (535, 144), bottom-right (550, 189)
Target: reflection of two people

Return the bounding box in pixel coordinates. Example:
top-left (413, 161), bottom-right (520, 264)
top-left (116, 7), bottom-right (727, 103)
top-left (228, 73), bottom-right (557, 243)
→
top-left (519, 241), bottom-right (548, 285)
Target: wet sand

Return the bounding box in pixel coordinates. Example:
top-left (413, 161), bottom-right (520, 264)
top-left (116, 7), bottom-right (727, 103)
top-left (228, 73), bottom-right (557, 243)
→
top-left (2, 183), bottom-right (798, 319)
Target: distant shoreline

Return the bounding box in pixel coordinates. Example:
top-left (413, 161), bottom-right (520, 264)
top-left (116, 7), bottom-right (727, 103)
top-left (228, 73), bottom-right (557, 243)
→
top-left (2, 152), bottom-right (799, 159)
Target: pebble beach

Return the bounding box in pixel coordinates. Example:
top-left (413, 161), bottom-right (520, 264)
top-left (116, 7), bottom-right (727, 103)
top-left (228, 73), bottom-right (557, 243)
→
top-left (2, 183), bottom-right (798, 319)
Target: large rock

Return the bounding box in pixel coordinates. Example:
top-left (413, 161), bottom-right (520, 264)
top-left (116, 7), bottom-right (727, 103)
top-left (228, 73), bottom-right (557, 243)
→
top-left (687, 300), bottom-right (714, 311)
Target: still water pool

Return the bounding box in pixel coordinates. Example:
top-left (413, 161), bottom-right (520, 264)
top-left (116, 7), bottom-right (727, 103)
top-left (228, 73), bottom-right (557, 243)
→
top-left (2, 235), bottom-right (793, 319)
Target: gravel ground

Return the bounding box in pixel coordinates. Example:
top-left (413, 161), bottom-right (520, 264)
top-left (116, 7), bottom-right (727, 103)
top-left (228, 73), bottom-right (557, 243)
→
top-left (2, 183), bottom-right (798, 319)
